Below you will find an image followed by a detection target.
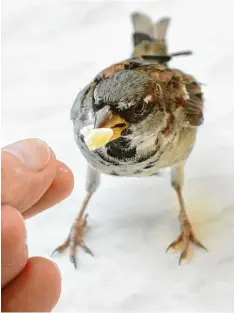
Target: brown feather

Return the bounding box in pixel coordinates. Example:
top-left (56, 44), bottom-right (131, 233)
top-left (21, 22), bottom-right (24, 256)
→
top-left (94, 57), bottom-right (204, 128)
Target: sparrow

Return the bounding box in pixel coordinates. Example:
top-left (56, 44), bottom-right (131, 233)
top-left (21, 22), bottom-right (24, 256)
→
top-left (53, 12), bottom-right (206, 268)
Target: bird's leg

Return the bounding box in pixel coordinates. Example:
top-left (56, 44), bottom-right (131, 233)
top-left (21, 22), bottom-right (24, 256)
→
top-left (52, 166), bottom-right (100, 268)
top-left (167, 163), bottom-right (207, 264)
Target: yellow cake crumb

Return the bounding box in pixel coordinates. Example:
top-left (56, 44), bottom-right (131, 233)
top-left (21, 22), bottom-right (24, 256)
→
top-left (81, 125), bottom-right (114, 151)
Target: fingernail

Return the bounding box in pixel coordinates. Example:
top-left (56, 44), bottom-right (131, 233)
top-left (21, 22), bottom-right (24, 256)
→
top-left (2, 139), bottom-right (51, 172)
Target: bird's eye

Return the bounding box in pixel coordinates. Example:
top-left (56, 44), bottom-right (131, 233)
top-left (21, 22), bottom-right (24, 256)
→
top-left (121, 101), bottom-right (149, 123)
top-left (122, 100), bottom-right (153, 123)
top-left (132, 101), bottom-right (146, 116)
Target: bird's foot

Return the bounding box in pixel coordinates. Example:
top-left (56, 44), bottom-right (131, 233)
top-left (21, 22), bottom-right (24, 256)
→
top-left (166, 219), bottom-right (207, 264)
top-left (52, 214), bottom-right (93, 269)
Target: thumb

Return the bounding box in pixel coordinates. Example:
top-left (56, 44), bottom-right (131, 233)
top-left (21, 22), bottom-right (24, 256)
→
top-left (1, 138), bottom-right (57, 213)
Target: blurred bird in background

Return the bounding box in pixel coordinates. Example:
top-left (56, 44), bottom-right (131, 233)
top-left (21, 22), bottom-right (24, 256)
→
top-left (53, 12), bottom-right (206, 268)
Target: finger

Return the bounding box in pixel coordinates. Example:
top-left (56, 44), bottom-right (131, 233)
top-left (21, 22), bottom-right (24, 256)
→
top-left (23, 161), bottom-right (74, 219)
top-left (1, 139), bottom-right (57, 212)
top-left (1, 257), bottom-right (61, 312)
top-left (1, 205), bottom-right (28, 288)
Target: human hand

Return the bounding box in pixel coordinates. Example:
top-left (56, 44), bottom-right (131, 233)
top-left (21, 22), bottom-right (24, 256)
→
top-left (1, 138), bottom-right (74, 312)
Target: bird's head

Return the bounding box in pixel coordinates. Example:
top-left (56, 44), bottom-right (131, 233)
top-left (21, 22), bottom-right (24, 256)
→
top-left (81, 69), bottom-right (169, 158)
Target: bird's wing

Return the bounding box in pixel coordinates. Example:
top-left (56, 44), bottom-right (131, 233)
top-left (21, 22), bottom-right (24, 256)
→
top-left (181, 73), bottom-right (204, 126)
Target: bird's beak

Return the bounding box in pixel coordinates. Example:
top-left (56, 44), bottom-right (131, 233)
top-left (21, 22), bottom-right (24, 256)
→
top-left (94, 106), bottom-right (128, 142)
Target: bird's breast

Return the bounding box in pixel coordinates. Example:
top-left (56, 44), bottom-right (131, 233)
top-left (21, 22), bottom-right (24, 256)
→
top-left (75, 126), bottom-right (197, 177)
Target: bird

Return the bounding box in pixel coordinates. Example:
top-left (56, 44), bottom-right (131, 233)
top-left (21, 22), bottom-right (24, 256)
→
top-left (52, 12), bottom-right (206, 268)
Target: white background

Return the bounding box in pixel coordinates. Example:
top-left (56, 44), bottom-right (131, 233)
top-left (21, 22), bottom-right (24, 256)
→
top-left (2, 0), bottom-right (234, 312)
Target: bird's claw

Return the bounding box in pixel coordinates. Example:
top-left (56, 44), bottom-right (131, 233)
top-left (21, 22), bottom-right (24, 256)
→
top-left (51, 248), bottom-right (60, 257)
top-left (82, 244), bottom-right (94, 256)
top-left (52, 216), bottom-right (93, 269)
top-left (70, 255), bottom-right (77, 269)
top-left (166, 227), bottom-right (207, 264)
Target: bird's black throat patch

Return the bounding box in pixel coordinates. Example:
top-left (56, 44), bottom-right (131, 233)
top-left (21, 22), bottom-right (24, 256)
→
top-left (106, 137), bottom-right (137, 160)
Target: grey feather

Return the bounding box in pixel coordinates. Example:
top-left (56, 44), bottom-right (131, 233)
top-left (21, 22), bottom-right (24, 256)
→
top-left (131, 12), bottom-right (154, 37)
top-left (153, 17), bottom-right (170, 40)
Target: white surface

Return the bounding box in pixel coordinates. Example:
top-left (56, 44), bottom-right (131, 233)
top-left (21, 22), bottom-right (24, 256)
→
top-left (2, 0), bottom-right (234, 312)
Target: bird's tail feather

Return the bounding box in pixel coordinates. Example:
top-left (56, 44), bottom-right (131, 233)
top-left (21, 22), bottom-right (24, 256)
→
top-left (131, 12), bottom-right (170, 57)
top-left (131, 12), bottom-right (192, 62)
top-left (152, 17), bottom-right (170, 41)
